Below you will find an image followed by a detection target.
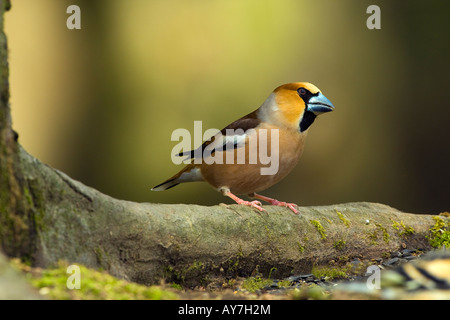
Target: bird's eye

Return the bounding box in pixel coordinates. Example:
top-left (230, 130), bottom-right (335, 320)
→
top-left (298, 88), bottom-right (307, 96)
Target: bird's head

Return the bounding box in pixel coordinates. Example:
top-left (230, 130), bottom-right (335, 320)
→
top-left (259, 82), bottom-right (334, 132)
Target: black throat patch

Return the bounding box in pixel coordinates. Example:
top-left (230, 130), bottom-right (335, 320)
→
top-left (299, 111), bottom-right (316, 132)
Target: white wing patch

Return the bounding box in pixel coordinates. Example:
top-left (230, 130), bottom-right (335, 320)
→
top-left (179, 130), bottom-right (253, 162)
top-left (177, 166), bottom-right (203, 182)
top-left (204, 131), bottom-right (248, 154)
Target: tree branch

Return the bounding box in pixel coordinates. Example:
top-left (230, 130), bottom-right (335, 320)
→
top-left (8, 146), bottom-right (442, 287)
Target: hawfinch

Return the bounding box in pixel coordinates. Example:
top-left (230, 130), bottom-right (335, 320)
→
top-left (152, 82), bottom-right (334, 214)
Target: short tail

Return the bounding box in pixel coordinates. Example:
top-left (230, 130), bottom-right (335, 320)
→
top-left (151, 179), bottom-right (180, 191)
top-left (151, 164), bottom-right (203, 191)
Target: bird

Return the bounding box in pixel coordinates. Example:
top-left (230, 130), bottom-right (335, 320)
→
top-left (151, 82), bottom-right (334, 214)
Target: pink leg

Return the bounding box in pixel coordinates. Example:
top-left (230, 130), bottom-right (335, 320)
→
top-left (222, 190), bottom-right (265, 212)
top-left (249, 193), bottom-right (299, 214)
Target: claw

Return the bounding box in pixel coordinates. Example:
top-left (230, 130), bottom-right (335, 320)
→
top-left (249, 193), bottom-right (299, 214)
top-left (276, 201), bottom-right (299, 214)
top-left (237, 199), bottom-right (264, 212)
top-left (221, 189), bottom-right (266, 212)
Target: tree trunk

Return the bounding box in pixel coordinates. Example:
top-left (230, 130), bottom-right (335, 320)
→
top-left (0, 1), bottom-right (447, 288)
top-left (0, 0), bottom-right (37, 261)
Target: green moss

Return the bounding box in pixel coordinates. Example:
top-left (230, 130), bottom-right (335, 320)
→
top-left (240, 266), bottom-right (279, 293)
top-left (277, 279), bottom-right (292, 288)
top-left (335, 210), bottom-right (350, 227)
top-left (311, 265), bottom-right (350, 280)
top-left (14, 260), bottom-right (179, 300)
top-left (225, 279), bottom-right (237, 288)
top-left (310, 220), bottom-right (327, 240)
top-left (375, 223), bottom-right (390, 243)
top-left (228, 259), bottom-right (239, 272)
top-left (236, 245), bottom-right (244, 258)
top-left (94, 247), bottom-right (107, 266)
top-left (296, 241), bottom-right (305, 254)
top-left (241, 276), bottom-right (273, 293)
top-left (268, 266), bottom-right (277, 279)
top-left (228, 246), bottom-right (245, 273)
top-left (290, 283), bottom-right (329, 300)
top-left (366, 229), bottom-right (378, 245)
top-left (427, 216), bottom-right (450, 248)
top-left (186, 260), bottom-right (205, 273)
top-left (391, 220), bottom-right (401, 231)
top-left (333, 240), bottom-right (346, 250)
top-left (22, 186), bottom-right (33, 206)
top-left (166, 259), bottom-right (208, 284)
top-left (391, 220), bottom-right (415, 236)
top-left (337, 255), bottom-right (349, 263)
top-left (169, 283), bottom-right (183, 291)
top-left (27, 178), bottom-right (48, 234)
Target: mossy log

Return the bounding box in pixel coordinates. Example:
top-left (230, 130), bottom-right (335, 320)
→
top-left (3, 146), bottom-right (446, 287)
top-left (0, 0), bottom-right (447, 288)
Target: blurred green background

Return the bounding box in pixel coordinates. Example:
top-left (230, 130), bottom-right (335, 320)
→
top-left (5, 0), bottom-right (449, 214)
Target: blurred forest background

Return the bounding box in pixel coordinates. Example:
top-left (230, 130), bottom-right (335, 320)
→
top-left (5, 0), bottom-right (449, 214)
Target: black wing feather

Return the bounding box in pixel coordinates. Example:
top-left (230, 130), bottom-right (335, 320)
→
top-left (177, 111), bottom-right (261, 159)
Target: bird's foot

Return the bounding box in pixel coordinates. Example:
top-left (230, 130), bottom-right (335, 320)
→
top-left (222, 189), bottom-right (265, 212)
top-left (235, 199), bottom-right (265, 212)
top-left (248, 193), bottom-right (299, 214)
top-left (269, 200), bottom-right (299, 214)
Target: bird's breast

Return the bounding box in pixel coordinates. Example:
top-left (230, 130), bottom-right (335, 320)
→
top-left (200, 127), bottom-right (306, 195)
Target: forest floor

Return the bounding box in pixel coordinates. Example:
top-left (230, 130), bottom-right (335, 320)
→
top-left (7, 246), bottom-right (450, 300)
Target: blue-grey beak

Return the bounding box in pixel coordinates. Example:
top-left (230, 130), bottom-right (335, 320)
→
top-left (307, 92), bottom-right (335, 115)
